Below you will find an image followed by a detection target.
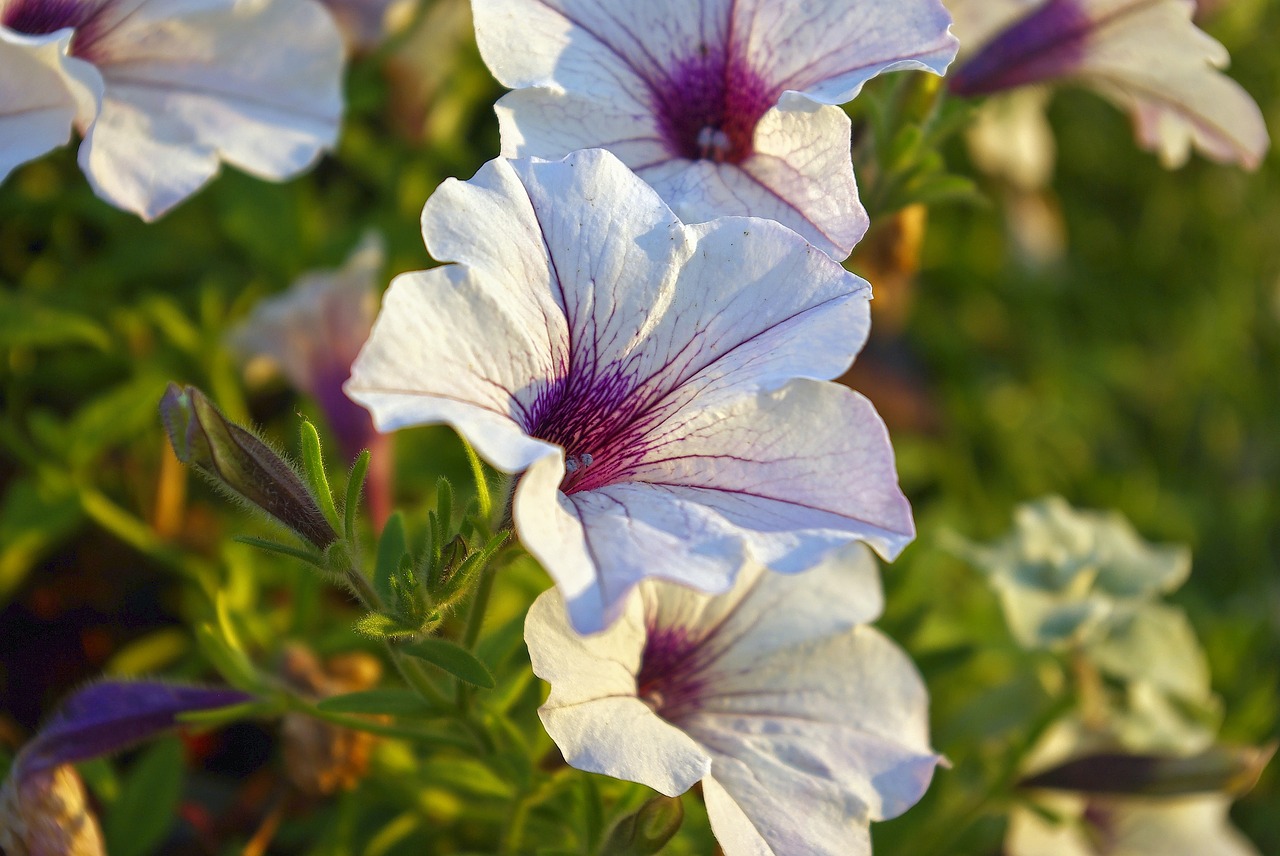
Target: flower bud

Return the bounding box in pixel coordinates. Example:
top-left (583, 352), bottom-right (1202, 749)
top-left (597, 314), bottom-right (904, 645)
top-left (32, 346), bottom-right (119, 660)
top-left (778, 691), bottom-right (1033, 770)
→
top-left (596, 795), bottom-right (684, 856)
top-left (1019, 743), bottom-right (1276, 797)
top-left (160, 383), bottom-right (338, 549)
top-left (0, 764), bottom-right (105, 856)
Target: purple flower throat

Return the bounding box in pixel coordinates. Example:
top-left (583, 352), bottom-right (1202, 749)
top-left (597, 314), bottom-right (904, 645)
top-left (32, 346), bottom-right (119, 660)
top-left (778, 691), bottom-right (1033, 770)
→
top-left (653, 45), bottom-right (775, 165)
top-left (3, 0), bottom-right (106, 55)
top-left (636, 625), bottom-right (708, 724)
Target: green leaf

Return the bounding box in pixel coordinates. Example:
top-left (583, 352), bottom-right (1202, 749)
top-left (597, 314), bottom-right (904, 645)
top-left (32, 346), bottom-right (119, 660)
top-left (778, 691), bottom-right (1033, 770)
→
top-left (354, 611), bottom-right (423, 640)
top-left (400, 637), bottom-right (495, 689)
top-left (176, 700), bottom-right (277, 727)
top-left (317, 688), bottom-right (438, 716)
top-left (299, 419), bottom-right (342, 534)
top-left (104, 738), bottom-right (184, 856)
top-left (344, 449), bottom-right (371, 543)
top-left (374, 511), bottom-right (408, 605)
top-left (64, 375), bottom-right (170, 468)
top-left (232, 535), bottom-right (326, 567)
top-left (193, 623), bottom-right (261, 692)
top-left (0, 292), bottom-right (111, 349)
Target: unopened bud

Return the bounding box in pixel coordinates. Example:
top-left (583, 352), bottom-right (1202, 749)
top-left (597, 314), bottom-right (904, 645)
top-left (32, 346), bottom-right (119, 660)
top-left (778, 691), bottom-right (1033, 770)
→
top-left (1019, 742), bottom-right (1277, 797)
top-left (0, 764), bottom-right (105, 856)
top-left (160, 383), bottom-right (338, 549)
top-left (597, 795), bottom-right (684, 856)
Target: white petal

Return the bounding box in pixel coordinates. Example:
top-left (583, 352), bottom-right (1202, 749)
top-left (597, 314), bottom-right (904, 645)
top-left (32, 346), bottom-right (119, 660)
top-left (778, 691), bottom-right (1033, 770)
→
top-left (77, 0), bottom-right (344, 219)
top-left (525, 589), bottom-right (712, 797)
top-left (229, 232), bottom-right (382, 394)
top-left (1073, 0), bottom-right (1269, 169)
top-left (473, 0), bottom-right (730, 91)
top-left (640, 100), bottom-right (867, 258)
top-left (0, 27), bottom-right (100, 182)
top-left (494, 86), bottom-right (669, 167)
top-left (731, 0), bottom-right (958, 103)
top-left (522, 381), bottom-right (911, 633)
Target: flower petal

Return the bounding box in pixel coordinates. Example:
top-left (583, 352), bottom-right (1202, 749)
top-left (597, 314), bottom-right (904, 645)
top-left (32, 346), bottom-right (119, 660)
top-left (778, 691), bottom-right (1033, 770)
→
top-left (731, 0), bottom-right (958, 103)
top-left (639, 100), bottom-right (867, 257)
top-left (691, 628), bottom-right (940, 855)
top-left (521, 380), bottom-right (912, 633)
top-left (525, 590), bottom-right (712, 797)
top-left (0, 27), bottom-right (100, 182)
top-left (77, 0), bottom-right (344, 219)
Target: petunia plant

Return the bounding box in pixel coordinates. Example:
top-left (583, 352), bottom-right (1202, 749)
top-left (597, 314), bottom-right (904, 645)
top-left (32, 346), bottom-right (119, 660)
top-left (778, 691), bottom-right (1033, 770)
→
top-left (0, 0), bottom-right (1275, 852)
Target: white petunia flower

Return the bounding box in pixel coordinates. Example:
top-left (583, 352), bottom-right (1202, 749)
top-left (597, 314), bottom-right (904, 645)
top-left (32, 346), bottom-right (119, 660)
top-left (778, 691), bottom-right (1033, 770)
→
top-left (472, 0), bottom-right (959, 259)
top-left (946, 0), bottom-right (1270, 169)
top-left (0, 0), bottom-right (344, 219)
top-left (525, 544), bottom-right (942, 856)
top-left (347, 149), bottom-right (913, 633)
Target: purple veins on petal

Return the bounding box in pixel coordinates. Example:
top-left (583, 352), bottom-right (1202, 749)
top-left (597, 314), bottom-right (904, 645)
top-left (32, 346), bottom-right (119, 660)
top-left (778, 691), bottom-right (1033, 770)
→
top-left (21, 681), bottom-right (254, 773)
top-left (949, 0), bottom-right (1094, 96)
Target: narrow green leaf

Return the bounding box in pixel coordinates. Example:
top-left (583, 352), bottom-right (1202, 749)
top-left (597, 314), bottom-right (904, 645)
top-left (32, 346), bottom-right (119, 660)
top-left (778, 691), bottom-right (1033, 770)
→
top-left (0, 292), bottom-right (111, 349)
top-left (374, 511), bottom-right (407, 605)
top-left (316, 688), bottom-right (438, 716)
top-left (104, 738), bottom-right (184, 856)
top-left (176, 700), bottom-right (278, 727)
top-left (193, 623), bottom-right (261, 692)
top-left (354, 611), bottom-right (420, 640)
top-left (299, 420), bottom-right (342, 534)
top-left (344, 449), bottom-right (371, 543)
top-left (400, 637), bottom-right (495, 689)
top-left (233, 535), bottom-right (325, 567)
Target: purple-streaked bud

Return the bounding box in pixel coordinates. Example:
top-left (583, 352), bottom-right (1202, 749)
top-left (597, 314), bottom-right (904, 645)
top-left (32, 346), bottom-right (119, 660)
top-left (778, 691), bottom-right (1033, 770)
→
top-left (160, 383), bottom-right (338, 549)
top-left (19, 681), bottom-right (254, 774)
top-left (949, 0), bottom-right (1093, 97)
top-left (1019, 743), bottom-right (1276, 797)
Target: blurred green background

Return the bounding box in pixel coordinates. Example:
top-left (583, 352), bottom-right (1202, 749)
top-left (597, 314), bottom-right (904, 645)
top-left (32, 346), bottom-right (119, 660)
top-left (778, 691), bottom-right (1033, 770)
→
top-left (0, 0), bottom-right (1275, 852)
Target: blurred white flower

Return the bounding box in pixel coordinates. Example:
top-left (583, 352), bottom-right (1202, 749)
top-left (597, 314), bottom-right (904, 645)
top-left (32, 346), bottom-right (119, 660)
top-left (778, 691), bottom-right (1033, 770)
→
top-left (947, 0), bottom-right (1269, 169)
top-left (472, 0), bottom-right (958, 258)
top-left (953, 496), bottom-right (1191, 649)
top-left (229, 234), bottom-right (391, 524)
top-left (0, 0), bottom-right (344, 219)
top-left (525, 544), bottom-right (942, 856)
top-left (347, 149), bottom-right (913, 633)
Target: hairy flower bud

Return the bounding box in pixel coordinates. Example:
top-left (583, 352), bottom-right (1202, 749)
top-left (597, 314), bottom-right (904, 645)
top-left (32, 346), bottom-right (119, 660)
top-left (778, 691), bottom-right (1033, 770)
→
top-left (160, 383), bottom-right (338, 549)
top-left (597, 795), bottom-right (684, 856)
top-left (1020, 744), bottom-right (1277, 798)
top-left (0, 764), bottom-right (105, 856)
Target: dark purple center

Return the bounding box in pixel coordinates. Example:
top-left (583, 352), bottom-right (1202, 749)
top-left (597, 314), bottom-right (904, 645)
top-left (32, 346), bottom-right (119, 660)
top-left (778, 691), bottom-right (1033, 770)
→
top-left (525, 363), bottom-right (676, 495)
top-left (651, 46), bottom-right (776, 164)
top-left (948, 0), bottom-right (1094, 97)
top-left (636, 625), bottom-right (707, 724)
top-left (2, 0), bottom-right (97, 35)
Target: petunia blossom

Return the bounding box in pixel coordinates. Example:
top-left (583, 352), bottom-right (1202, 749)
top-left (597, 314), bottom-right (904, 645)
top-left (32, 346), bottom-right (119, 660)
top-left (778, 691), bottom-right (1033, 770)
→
top-left (0, 0), bottom-right (344, 219)
top-left (525, 544), bottom-right (942, 856)
top-left (946, 0), bottom-right (1270, 170)
top-left (472, 0), bottom-right (958, 259)
top-left (346, 149), bottom-right (913, 633)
